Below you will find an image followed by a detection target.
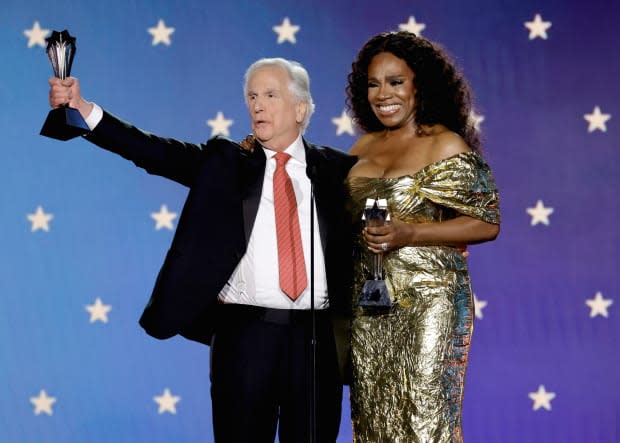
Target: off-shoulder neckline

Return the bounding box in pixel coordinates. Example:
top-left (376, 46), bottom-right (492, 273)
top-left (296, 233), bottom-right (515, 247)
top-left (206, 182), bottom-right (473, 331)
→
top-left (346, 151), bottom-right (480, 182)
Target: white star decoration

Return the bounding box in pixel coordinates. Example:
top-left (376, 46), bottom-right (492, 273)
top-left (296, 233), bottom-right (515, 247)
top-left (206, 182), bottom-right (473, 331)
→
top-left (154, 388), bottom-right (181, 414)
top-left (473, 294), bottom-right (487, 319)
top-left (585, 292), bottom-right (613, 318)
top-left (399, 16), bottom-right (426, 36)
top-left (524, 14), bottom-right (552, 40)
top-left (273, 17), bottom-right (300, 44)
top-left (30, 389), bottom-right (56, 415)
top-left (24, 21), bottom-right (49, 48)
top-left (151, 205), bottom-right (177, 230)
top-left (526, 200), bottom-right (554, 226)
top-left (470, 111), bottom-right (485, 132)
top-left (207, 111), bottom-right (234, 136)
top-left (148, 19), bottom-right (175, 46)
top-left (332, 110), bottom-right (355, 136)
top-left (528, 385), bottom-right (556, 411)
top-left (584, 106), bottom-right (611, 133)
top-left (86, 297), bottom-right (112, 323)
top-left (27, 205), bottom-right (53, 232)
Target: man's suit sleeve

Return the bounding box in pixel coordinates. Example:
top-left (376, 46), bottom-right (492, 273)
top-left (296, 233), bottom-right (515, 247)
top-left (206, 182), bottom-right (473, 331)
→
top-left (83, 110), bottom-right (209, 187)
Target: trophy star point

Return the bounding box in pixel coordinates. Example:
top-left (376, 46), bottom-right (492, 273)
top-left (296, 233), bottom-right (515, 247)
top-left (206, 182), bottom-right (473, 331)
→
top-left (399, 16), bottom-right (426, 36)
top-left (273, 17), bottom-right (300, 44)
top-left (148, 19), bottom-right (175, 46)
top-left (24, 21), bottom-right (50, 48)
top-left (27, 205), bottom-right (53, 232)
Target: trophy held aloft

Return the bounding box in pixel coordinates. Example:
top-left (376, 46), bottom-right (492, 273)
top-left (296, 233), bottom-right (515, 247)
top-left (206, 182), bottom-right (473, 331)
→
top-left (40, 30), bottom-right (89, 141)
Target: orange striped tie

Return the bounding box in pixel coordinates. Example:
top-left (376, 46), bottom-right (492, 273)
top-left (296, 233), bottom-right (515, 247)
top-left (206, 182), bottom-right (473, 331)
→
top-left (273, 152), bottom-right (307, 300)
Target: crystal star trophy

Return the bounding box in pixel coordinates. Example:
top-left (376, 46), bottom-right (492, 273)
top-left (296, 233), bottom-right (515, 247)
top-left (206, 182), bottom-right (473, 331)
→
top-left (358, 198), bottom-right (392, 307)
top-left (40, 30), bottom-right (89, 140)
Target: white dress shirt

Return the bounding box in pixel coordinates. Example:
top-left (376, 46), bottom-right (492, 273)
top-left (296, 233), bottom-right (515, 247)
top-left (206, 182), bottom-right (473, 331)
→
top-left (84, 104), bottom-right (328, 309)
top-left (218, 134), bottom-right (328, 309)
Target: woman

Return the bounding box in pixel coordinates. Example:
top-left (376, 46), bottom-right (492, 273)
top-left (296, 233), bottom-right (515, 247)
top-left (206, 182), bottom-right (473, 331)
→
top-left (346, 31), bottom-right (500, 442)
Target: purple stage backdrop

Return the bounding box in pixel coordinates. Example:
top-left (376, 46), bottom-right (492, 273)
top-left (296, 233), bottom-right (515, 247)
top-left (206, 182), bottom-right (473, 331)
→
top-left (1, 0), bottom-right (618, 442)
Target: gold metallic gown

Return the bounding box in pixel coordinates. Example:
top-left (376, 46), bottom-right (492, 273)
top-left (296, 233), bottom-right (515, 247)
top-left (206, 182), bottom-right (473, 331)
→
top-left (347, 152), bottom-right (500, 443)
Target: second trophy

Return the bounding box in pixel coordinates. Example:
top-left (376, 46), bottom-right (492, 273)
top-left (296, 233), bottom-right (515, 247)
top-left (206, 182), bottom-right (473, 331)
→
top-left (358, 198), bottom-right (392, 307)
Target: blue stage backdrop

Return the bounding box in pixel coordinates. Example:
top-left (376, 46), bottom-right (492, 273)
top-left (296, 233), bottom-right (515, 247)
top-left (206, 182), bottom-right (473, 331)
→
top-left (1, 0), bottom-right (618, 442)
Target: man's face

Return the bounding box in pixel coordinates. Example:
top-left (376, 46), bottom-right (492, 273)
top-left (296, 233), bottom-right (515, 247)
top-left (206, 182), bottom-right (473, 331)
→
top-left (246, 66), bottom-right (307, 151)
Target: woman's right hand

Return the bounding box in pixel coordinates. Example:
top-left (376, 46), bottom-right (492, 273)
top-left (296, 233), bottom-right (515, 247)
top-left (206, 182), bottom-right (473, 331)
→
top-left (364, 217), bottom-right (415, 254)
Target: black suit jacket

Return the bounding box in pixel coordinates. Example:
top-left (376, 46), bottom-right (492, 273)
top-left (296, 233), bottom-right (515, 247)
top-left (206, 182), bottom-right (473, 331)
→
top-left (84, 111), bottom-right (356, 346)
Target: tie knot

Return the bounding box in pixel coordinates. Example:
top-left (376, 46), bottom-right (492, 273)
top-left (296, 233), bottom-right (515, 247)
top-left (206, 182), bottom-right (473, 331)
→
top-left (274, 152), bottom-right (291, 166)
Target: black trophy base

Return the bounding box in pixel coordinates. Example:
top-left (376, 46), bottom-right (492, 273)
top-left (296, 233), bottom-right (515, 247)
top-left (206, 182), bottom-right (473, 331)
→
top-left (358, 280), bottom-right (392, 307)
top-left (40, 107), bottom-right (89, 141)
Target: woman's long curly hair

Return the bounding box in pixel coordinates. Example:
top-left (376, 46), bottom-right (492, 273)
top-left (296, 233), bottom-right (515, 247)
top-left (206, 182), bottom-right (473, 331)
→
top-left (346, 31), bottom-right (481, 152)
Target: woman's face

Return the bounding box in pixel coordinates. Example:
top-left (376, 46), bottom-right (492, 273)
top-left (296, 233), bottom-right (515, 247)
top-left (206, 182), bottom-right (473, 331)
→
top-left (367, 52), bottom-right (416, 130)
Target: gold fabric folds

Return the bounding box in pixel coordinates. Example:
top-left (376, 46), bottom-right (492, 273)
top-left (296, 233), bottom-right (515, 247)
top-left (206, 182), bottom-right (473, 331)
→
top-left (347, 152), bottom-right (500, 442)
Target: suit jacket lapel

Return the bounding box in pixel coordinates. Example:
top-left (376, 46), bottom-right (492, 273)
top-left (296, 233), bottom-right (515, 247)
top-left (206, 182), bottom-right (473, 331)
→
top-left (304, 140), bottom-right (329, 255)
top-left (241, 141), bottom-right (266, 246)
top-left (240, 138), bottom-right (330, 254)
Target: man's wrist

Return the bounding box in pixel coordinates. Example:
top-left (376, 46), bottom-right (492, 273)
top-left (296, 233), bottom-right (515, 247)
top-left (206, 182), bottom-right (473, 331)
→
top-left (83, 101), bottom-right (103, 130)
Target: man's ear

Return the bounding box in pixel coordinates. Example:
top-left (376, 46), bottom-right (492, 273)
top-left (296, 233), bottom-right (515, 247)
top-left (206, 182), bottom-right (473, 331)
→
top-left (296, 101), bottom-right (308, 125)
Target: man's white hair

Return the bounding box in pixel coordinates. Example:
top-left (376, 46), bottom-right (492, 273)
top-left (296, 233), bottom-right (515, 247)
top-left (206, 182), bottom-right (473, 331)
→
top-left (243, 57), bottom-right (316, 133)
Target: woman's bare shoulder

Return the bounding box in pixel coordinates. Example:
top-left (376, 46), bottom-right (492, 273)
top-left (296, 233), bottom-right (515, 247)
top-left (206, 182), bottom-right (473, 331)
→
top-left (348, 133), bottom-right (376, 156)
top-left (428, 127), bottom-right (471, 161)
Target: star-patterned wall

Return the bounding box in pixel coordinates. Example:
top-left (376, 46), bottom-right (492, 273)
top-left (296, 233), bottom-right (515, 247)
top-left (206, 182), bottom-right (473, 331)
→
top-left (1, 0), bottom-right (618, 442)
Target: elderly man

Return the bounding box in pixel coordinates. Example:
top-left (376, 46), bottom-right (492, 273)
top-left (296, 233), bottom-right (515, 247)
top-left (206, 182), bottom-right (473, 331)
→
top-left (48, 58), bottom-right (355, 442)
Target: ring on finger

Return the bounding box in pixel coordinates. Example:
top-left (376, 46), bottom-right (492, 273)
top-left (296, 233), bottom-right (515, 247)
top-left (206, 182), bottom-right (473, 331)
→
top-left (381, 242), bottom-right (388, 251)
